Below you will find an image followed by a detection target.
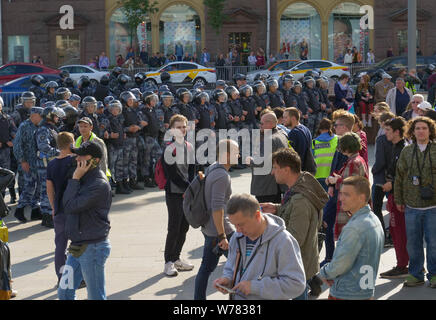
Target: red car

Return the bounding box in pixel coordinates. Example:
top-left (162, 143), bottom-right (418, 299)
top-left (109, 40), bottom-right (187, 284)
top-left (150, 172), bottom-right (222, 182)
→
top-left (0, 63), bottom-right (60, 85)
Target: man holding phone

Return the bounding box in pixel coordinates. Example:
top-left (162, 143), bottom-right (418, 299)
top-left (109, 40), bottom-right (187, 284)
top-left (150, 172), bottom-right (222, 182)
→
top-left (58, 141), bottom-right (112, 300)
top-left (214, 193), bottom-right (306, 300)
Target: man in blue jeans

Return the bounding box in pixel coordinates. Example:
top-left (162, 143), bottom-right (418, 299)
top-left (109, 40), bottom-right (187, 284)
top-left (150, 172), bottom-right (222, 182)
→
top-left (194, 139), bottom-right (238, 300)
top-left (58, 141), bottom-right (112, 300)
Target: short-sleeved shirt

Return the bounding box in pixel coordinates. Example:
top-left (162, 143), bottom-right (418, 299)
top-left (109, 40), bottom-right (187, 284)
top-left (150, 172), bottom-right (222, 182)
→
top-left (46, 155), bottom-right (75, 215)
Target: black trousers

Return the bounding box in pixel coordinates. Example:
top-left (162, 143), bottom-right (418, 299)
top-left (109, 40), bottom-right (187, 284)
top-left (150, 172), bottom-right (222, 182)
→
top-left (164, 192), bottom-right (190, 263)
top-left (372, 185), bottom-right (387, 236)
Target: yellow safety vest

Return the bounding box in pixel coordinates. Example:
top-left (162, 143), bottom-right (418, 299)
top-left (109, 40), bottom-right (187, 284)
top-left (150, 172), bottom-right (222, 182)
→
top-left (312, 135), bottom-right (338, 179)
top-left (76, 133), bottom-right (112, 179)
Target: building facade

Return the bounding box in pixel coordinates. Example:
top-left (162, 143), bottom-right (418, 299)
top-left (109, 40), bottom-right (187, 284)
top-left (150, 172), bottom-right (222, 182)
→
top-left (1, 0), bottom-right (435, 68)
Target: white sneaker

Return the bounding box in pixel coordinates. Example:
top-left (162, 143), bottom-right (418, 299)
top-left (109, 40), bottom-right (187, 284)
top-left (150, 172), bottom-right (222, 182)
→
top-left (367, 117), bottom-right (372, 127)
top-left (362, 117), bottom-right (367, 127)
top-left (174, 259), bottom-right (194, 271)
top-left (164, 262), bottom-right (178, 276)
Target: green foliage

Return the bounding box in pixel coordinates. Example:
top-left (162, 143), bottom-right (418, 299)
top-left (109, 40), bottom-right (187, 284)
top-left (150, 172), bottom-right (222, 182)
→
top-left (118, 0), bottom-right (159, 31)
top-left (204, 0), bottom-right (227, 34)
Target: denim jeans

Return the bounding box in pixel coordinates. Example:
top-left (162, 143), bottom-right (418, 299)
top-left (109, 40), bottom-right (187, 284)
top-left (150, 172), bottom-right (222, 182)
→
top-left (405, 207), bottom-right (436, 281)
top-left (58, 240), bottom-right (111, 300)
top-left (293, 282), bottom-right (309, 300)
top-left (194, 232), bottom-right (234, 300)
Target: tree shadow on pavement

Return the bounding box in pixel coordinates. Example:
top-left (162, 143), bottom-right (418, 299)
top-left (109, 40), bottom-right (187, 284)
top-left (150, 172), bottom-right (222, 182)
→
top-left (11, 252), bottom-right (54, 279)
top-left (107, 273), bottom-right (165, 300)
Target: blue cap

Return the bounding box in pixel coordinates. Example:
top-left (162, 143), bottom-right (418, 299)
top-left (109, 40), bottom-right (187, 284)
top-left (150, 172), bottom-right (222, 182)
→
top-left (30, 107), bottom-right (44, 115)
top-left (69, 94), bottom-right (81, 102)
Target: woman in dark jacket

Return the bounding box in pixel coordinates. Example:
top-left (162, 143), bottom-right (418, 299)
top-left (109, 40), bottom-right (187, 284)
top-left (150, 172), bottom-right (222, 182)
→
top-left (334, 74), bottom-right (353, 110)
top-left (161, 114), bottom-right (196, 277)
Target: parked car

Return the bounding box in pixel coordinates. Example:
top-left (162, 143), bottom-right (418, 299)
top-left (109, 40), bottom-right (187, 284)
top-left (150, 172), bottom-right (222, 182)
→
top-left (273, 60), bottom-right (350, 81)
top-left (0, 74), bottom-right (61, 112)
top-left (0, 63), bottom-right (60, 85)
top-left (351, 56), bottom-right (436, 87)
top-left (59, 65), bottom-right (111, 86)
top-left (246, 59), bottom-right (300, 82)
top-left (144, 62), bottom-right (216, 87)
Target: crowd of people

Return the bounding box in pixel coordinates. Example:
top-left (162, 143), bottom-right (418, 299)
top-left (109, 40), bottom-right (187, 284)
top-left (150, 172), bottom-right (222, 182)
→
top-left (0, 62), bottom-right (436, 301)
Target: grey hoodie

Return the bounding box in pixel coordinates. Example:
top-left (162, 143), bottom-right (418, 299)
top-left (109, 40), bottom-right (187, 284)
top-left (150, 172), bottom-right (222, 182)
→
top-left (222, 213), bottom-right (306, 300)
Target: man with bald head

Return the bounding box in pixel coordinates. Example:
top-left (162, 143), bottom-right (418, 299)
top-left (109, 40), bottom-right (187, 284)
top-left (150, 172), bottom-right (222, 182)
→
top-left (246, 112), bottom-right (288, 203)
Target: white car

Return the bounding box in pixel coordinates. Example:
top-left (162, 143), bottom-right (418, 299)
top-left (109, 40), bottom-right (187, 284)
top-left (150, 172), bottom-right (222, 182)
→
top-left (59, 65), bottom-right (110, 86)
top-left (273, 60), bottom-right (350, 81)
top-left (144, 62), bottom-right (216, 87)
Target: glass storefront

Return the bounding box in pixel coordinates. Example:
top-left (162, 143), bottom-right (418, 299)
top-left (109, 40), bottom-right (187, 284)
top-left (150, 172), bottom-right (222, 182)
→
top-left (159, 4), bottom-right (201, 59)
top-left (109, 8), bottom-right (151, 65)
top-left (8, 36), bottom-right (30, 63)
top-left (397, 29), bottom-right (421, 56)
top-left (56, 34), bottom-right (80, 66)
top-left (280, 3), bottom-right (321, 60)
top-left (328, 2), bottom-right (369, 63)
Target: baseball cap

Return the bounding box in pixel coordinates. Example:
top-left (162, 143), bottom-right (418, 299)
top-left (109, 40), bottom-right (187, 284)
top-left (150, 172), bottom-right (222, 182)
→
top-left (30, 107), bottom-right (44, 115)
top-left (418, 101), bottom-right (433, 111)
top-left (78, 117), bottom-right (93, 125)
top-left (71, 141), bottom-right (103, 159)
top-left (382, 73), bottom-right (392, 79)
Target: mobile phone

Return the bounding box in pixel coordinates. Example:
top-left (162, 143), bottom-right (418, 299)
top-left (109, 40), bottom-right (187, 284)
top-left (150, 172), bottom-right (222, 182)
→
top-left (215, 283), bottom-right (236, 294)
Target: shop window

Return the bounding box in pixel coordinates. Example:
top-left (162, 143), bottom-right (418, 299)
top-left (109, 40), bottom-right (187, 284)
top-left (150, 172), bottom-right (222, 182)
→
top-left (280, 3), bottom-right (321, 60)
top-left (8, 36), bottom-right (30, 63)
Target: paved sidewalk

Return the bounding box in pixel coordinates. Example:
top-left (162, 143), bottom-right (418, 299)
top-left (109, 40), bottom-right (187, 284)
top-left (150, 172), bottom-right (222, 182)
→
top-left (3, 146), bottom-right (434, 300)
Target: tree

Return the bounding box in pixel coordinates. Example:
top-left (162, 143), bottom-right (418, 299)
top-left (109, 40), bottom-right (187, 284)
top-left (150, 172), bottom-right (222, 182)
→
top-left (204, 0), bottom-right (228, 34)
top-left (117, 0), bottom-right (159, 48)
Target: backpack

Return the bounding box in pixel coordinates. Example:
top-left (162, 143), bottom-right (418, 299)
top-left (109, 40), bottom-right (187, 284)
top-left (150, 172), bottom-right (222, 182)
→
top-left (0, 240), bottom-right (11, 300)
top-left (183, 165), bottom-right (227, 228)
top-left (155, 141), bottom-right (192, 190)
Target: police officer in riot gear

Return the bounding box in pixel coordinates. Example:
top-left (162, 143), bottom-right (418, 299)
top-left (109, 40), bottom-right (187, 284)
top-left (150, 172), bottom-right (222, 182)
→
top-left (303, 76), bottom-right (322, 135)
top-left (133, 72), bottom-right (146, 92)
top-left (281, 74), bottom-right (297, 108)
top-left (41, 81), bottom-right (59, 105)
top-left (58, 106), bottom-right (79, 135)
top-left (55, 87), bottom-right (72, 102)
top-left (252, 80), bottom-right (269, 124)
top-left (160, 72), bottom-right (176, 95)
top-left (113, 74), bottom-right (131, 99)
top-left (212, 89), bottom-right (230, 131)
top-left (292, 81), bottom-right (309, 126)
top-left (29, 74), bottom-right (46, 105)
top-left (233, 73), bottom-right (247, 89)
top-left (267, 78), bottom-right (285, 108)
top-left (79, 96), bottom-right (100, 136)
top-left (57, 70), bottom-right (70, 87)
top-left (64, 77), bottom-right (81, 96)
top-left (109, 67), bottom-right (123, 90)
top-left (78, 76), bottom-right (95, 98)
top-left (11, 91), bottom-right (36, 128)
top-left (36, 106), bottom-right (64, 228)
top-left (94, 75), bottom-right (112, 102)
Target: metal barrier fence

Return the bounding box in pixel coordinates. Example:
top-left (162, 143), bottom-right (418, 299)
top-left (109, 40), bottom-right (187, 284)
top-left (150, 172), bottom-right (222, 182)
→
top-left (1, 92), bottom-right (22, 113)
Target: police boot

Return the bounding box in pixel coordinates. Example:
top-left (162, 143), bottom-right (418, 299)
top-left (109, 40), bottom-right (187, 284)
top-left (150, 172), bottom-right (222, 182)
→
top-left (41, 214), bottom-right (54, 228)
top-left (14, 207), bottom-right (27, 223)
top-left (116, 181), bottom-right (130, 195)
top-left (123, 179), bottom-right (133, 193)
top-left (144, 177), bottom-right (156, 188)
top-left (31, 207), bottom-right (43, 221)
top-left (130, 178), bottom-right (144, 190)
top-left (9, 187), bottom-right (16, 204)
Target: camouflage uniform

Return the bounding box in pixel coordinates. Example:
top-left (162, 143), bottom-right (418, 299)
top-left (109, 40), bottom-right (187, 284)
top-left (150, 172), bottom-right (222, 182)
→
top-left (35, 120), bottom-right (59, 216)
top-left (13, 119), bottom-right (41, 210)
top-left (141, 105), bottom-right (163, 180)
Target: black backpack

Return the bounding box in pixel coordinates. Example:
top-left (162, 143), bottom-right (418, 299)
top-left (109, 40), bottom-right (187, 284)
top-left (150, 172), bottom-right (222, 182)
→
top-left (183, 165), bottom-right (227, 228)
